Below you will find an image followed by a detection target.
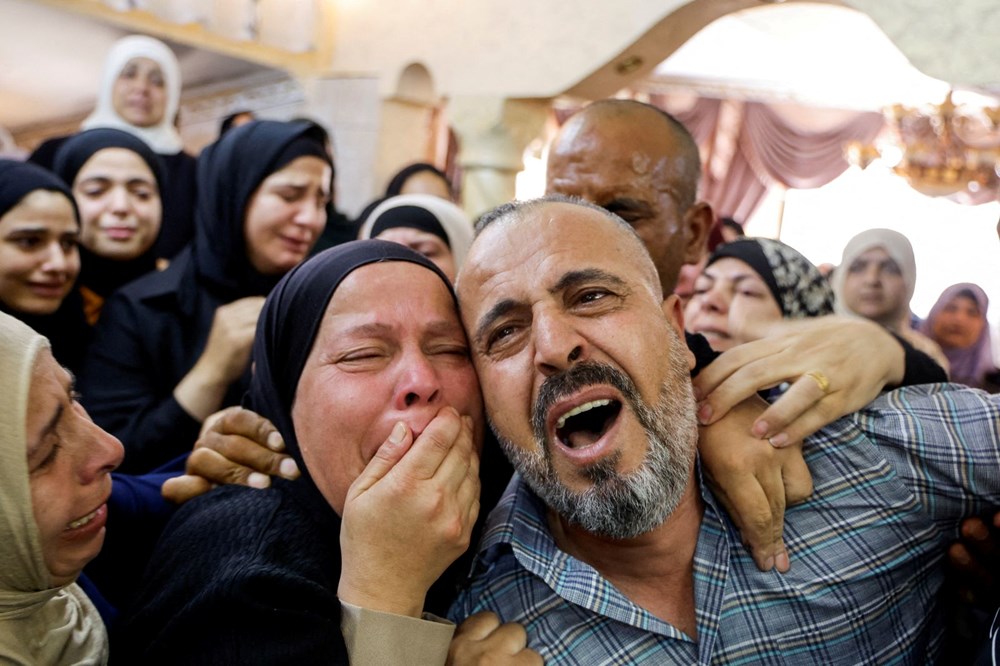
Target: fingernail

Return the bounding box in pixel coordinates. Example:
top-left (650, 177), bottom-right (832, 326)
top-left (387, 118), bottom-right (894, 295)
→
top-left (752, 420), bottom-right (770, 438)
top-left (768, 433), bottom-right (789, 448)
top-left (952, 548), bottom-right (971, 566)
top-left (279, 457), bottom-right (299, 479)
top-left (247, 472), bottom-right (270, 489)
top-left (775, 551), bottom-right (790, 573)
top-left (692, 386), bottom-right (703, 400)
top-left (764, 555), bottom-right (775, 571)
top-left (697, 403), bottom-right (713, 425)
top-left (267, 431), bottom-right (285, 451)
top-left (389, 421), bottom-right (407, 445)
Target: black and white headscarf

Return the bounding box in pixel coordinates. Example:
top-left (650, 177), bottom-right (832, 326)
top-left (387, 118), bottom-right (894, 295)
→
top-left (707, 237), bottom-right (834, 319)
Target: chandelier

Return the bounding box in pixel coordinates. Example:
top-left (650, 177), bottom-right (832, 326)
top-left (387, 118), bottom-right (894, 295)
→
top-left (846, 91), bottom-right (1000, 202)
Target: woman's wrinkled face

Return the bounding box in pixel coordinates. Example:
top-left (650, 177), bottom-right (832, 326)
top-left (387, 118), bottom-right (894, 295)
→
top-left (244, 156), bottom-right (330, 276)
top-left (374, 227), bottom-right (457, 281)
top-left (26, 349), bottom-right (124, 586)
top-left (684, 257), bottom-right (783, 351)
top-left (73, 147), bottom-right (162, 261)
top-left (0, 190), bottom-right (80, 315)
top-left (111, 57), bottom-right (167, 128)
top-left (931, 294), bottom-right (986, 350)
top-left (291, 261), bottom-right (483, 514)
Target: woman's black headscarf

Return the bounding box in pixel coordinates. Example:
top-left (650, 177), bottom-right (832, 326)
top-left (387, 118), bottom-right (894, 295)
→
top-left (707, 237), bottom-right (834, 319)
top-left (0, 159), bottom-right (89, 371)
top-left (0, 159), bottom-right (79, 222)
top-left (52, 128), bottom-right (166, 299)
top-left (53, 128), bottom-right (165, 191)
top-left (192, 120), bottom-right (331, 299)
top-left (245, 238), bottom-right (455, 488)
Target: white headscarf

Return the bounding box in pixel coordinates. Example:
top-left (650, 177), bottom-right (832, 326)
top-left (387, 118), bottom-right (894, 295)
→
top-left (359, 194), bottom-right (474, 270)
top-left (832, 228), bottom-right (917, 331)
top-left (81, 35), bottom-right (183, 155)
top-left (0, 312), bottom-right (108, 665)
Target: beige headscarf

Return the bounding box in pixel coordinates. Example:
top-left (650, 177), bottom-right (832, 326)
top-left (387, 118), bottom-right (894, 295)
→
top-left (831, 228), bottom-right (949, 373)
top-left (0, 312), bottom-right (109, 665)
top-left (831, 228), bottom-right (917, 331)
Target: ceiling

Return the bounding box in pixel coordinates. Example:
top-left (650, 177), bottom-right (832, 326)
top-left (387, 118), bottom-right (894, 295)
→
top-left (650, 3), bottom-right (955, 111)
top-left (0, 0), bottom-right (270, 133)
top-left (1, 1), bottom-right (996, 139)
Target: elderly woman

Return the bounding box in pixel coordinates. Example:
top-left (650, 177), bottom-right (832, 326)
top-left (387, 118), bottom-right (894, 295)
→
top-left (922, 283), bottom-right (999, 392)
top-left (685, 237), bottom-right (834, 351)
top-left (79, 120), bottom-right (331, 473)
top-left (52, 128), bottom-right (164, 324)
top-left (358, 193), bottom-right (473, 281)
top-left (116, 240), bottom-right (502, 664)
top-left (0, 160), bottom-right (89, 372)
top-left (0, 312), bottom-right (124, 664)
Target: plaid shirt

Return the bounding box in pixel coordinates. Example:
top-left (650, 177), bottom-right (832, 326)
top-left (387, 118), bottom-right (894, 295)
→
top-left (450, 384), bottom-right (1000, 664)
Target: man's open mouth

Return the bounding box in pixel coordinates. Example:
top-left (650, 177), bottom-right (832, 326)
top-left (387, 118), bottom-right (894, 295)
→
top-left (554, 398), bottom-right (623, 449)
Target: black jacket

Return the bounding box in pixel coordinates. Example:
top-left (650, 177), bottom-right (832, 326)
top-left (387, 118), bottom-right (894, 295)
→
top-left (113, 481), bottom-right (349, 665)
top-left (79, 249), bottom-right (244, 473)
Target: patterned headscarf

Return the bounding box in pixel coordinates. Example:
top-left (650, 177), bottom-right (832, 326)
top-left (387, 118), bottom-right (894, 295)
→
top-left (707, 237), bottom-right (834, 319)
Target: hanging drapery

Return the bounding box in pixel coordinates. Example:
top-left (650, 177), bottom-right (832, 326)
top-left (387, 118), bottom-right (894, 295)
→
top-left (647, 93), bottom-right (885, 222)
top-left (740, 102), bottom-right (885, 189)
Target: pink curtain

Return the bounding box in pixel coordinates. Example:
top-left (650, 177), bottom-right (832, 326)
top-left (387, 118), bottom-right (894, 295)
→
top-left (647, 95), bottom-right (885, 221)
top-left (741, 102), bottom-right (884, 190)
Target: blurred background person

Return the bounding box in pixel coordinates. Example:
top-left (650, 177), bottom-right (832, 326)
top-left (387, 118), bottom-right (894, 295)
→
top-left (29, 35), bottom-right (196, 264)
top-left (922, 282), bottom-right (999, 392)
top-left (358, 193), bottom-right (472, 282)
top-left (832, 227), bottom-right (948, 372)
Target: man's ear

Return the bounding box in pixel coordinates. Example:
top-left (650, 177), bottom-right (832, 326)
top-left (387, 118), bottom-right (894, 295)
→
top-left (662, 294), bottom-right (696, 370)
top-left (682, 201), bottom-right (714, 265)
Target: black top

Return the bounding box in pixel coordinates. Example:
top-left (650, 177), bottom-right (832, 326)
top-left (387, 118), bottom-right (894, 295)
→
top-left (79, 121), bottom-right (331, 473)
top-left (113, 481), bottom-right (349, 665)
top-left (115, 241), bottom-right (464, 663)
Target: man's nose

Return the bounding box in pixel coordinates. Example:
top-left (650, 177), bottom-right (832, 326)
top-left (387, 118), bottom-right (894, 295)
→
top-left (532, 309), bottom-right (588, 377)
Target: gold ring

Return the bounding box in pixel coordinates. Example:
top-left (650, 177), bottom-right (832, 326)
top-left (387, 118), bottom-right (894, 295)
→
top-left (806, 370), bottom-right (831, 394)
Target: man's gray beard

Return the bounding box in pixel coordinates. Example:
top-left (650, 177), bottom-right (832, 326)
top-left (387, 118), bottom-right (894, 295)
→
top-left (493, 349), bottom-right (697, 541)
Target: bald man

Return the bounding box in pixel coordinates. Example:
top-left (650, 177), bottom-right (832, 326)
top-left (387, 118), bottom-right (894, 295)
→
top-left (449, 196), bottom-right (1000, 664)
top-left (546, 100), bottom-right (712, 296)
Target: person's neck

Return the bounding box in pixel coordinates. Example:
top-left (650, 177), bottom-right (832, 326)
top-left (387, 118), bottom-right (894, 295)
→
top-left (546, 470), bottom-right (704, 638)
